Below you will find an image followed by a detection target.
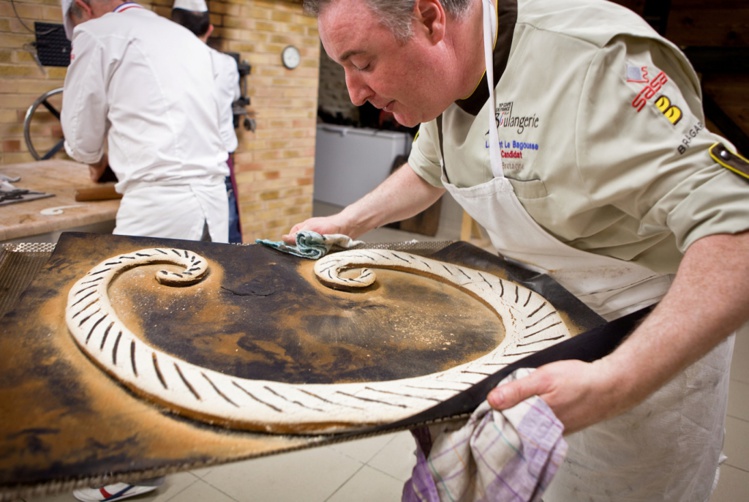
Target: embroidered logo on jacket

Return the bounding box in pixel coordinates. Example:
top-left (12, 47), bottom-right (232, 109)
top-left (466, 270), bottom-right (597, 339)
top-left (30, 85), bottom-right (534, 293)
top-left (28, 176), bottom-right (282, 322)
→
top-left (631, 70), bottom-right (683, 125)
top-left (631, 71), bottom-right (668, 111)
top-left (677, 121), bottom-right (704, 154)
top-left (655, 95), bottom-right (682, 125)
top-left (483, 102), bottom-right (541, 172)
top-left (495, 102), bottom-right (539, 135)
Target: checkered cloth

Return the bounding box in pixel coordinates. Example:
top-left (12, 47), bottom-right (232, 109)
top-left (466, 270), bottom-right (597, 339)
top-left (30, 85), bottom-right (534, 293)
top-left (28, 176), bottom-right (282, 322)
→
top-left (403, 369), bottom-right (567, 502)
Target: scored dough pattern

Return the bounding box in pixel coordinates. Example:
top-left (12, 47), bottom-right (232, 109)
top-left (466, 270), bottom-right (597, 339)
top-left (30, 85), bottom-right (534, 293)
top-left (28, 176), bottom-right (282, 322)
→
top-left (66, 247), bottom-right (570, 434)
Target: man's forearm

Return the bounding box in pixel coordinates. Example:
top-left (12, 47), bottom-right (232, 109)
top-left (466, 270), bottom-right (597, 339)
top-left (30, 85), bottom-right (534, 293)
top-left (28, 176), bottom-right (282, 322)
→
top-left (335, 162), bottom-right (446, 238)
top-left (601, 230), bottom-right (749, 412)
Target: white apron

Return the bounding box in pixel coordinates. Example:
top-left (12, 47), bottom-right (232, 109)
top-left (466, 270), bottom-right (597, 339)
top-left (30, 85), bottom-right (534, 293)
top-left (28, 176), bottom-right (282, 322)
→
top-left (436, 3), bottom-right (735, 499)
top-left (115, 178), bottom-right (229, 243)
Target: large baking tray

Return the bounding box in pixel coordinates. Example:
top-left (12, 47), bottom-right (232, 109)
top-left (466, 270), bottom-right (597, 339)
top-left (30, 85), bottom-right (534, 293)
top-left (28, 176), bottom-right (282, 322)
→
top-left (0, 232), bottom-right (603, 500)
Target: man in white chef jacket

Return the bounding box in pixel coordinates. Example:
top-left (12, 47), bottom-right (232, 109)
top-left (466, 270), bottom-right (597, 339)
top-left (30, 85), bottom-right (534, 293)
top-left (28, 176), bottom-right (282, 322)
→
top-left (61, 0), bottom-right (229, 243)
top-left (170, 0), bottom-right (243, 243)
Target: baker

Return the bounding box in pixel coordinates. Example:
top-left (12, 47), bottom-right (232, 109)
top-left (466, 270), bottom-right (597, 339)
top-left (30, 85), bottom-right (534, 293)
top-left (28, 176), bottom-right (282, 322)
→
top-left (286, 0), bottom-right (749, 499)
top-left (61, 0), bottom-right (230, 243)
top-left (170, 0), bottom-right (244, 243)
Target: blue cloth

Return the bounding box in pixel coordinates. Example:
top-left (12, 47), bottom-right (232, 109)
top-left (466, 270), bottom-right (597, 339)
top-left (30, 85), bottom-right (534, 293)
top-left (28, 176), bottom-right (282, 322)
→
top-left (256, 231), bottom-right (361, 260)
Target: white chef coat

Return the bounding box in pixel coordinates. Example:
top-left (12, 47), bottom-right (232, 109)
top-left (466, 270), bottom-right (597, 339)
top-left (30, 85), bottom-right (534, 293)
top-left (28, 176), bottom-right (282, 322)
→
top-left (209, 47), bottom-right (240, 154)
top-left (62, 2), bottom-right (229, 242)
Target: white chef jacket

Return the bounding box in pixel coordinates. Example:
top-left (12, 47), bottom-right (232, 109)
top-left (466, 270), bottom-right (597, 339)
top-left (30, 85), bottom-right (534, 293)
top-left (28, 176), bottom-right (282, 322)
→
top-left (62, 3), bottom-right (229, 242)
top-left (209, 47), bottom-right (240, 154)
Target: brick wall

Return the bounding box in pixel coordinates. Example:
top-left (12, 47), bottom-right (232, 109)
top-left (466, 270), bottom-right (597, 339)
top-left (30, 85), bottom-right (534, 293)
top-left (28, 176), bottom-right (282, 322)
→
top-left (0, 0), bottom-right (68, 164)
top-left (0, 0), bottom-right (320, 242)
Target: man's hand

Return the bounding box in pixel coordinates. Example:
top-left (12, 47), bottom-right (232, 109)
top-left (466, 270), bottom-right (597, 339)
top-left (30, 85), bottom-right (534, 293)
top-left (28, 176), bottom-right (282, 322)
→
top-left (282, 215), bottom-right (348, 244)
top-left (487, 358), bottom-right (626, 434)
top-left (88, 155), bottom-right (109, 182)
top-left (487, 358), bottom-right (636, 434)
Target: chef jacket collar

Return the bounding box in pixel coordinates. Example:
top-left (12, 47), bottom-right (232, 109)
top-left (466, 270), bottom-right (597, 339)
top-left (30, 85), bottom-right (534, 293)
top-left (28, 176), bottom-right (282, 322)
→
top-left (61, 0), bottom-right (144, 39)
top-left (454, 0), bottom-right (517, 117)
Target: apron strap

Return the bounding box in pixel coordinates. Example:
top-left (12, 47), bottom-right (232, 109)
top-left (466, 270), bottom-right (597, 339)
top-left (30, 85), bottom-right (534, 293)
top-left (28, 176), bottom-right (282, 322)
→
top-left (436, 114), bottom-right (452, 184)
top-left (483, 0), bottom-right (504, 179)
top-left (437, 1), bottom-right (505, 184)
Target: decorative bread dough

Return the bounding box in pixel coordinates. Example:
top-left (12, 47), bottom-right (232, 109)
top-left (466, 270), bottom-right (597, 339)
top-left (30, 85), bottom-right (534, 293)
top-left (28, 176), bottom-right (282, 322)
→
top-left (66, 247), bottom-right (570, 434)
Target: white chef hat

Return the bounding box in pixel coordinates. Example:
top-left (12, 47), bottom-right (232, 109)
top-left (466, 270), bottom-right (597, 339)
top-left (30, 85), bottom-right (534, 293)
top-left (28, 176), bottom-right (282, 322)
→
top-left (61, 0), bottom-right (75, 40)
top-left (172, 0), bottom-right (208, 12)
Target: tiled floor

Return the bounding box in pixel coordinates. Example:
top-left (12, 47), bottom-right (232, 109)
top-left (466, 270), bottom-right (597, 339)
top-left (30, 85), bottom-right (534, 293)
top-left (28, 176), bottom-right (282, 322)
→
top-left (20, 197), bottom-right (749, 501)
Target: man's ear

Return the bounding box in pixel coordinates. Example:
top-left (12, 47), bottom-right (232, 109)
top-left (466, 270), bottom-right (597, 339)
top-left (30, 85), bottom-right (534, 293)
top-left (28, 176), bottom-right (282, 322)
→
top-left (414, 0), bottom-right (446, 43)
top-left (73, 0), bottom-right (94, 18)
top-left (198, 24), bottom-right (214, 43)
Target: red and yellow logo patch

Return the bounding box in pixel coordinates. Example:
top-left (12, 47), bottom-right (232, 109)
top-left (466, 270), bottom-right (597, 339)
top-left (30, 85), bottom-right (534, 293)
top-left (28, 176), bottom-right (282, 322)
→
top-left (631, 70), bottom-right (682, 125)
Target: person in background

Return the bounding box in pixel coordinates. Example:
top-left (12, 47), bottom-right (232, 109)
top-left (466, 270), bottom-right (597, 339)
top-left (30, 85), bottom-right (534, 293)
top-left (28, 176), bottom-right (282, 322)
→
top-left (60, 0), bottom-right (230, 499)
top-left (170, 0), bottom-right (243, 243)
top-left (61, 0), bottom-right (229, 245)
top-left (287, 0), bottom-right (749, 500)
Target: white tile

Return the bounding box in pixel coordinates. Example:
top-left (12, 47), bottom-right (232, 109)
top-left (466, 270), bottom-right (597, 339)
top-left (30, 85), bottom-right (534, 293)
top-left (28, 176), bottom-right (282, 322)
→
top-left (199, 445), bottom-right (362, 502)
top-left (366, 431), bottom-right (417, 483)
top-left (20, 490), bottom-right (72, 502)
top-left (723, 416), bottom-right (749, 472)
top-left (727, 379), bottom-right (749, 422)
top-left (187, 465), bottom-right (215, 479)
top-left (325, 465), bottom-right (405, 502)
top-left (729, 325), bottom-right (749, 384)
top-left (329, 434), bottom-right (393, 464)
top-left (710, 464), bottom-right (749, 502)
top-left (735, 324), bottom-right (749, 354)
top-left (164, 479), bottom-right (236, 502)
top-left (148, 472), bottom-right (201, 501)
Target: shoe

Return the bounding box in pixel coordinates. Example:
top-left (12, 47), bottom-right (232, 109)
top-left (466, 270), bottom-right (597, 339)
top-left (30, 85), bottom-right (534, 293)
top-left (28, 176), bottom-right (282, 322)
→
top-left (72, 483), bottom-right (159, 501)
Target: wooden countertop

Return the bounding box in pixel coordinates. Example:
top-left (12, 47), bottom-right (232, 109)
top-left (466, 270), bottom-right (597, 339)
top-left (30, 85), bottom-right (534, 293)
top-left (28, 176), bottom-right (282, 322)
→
top-left (0, 160), bottom-right (119, 242)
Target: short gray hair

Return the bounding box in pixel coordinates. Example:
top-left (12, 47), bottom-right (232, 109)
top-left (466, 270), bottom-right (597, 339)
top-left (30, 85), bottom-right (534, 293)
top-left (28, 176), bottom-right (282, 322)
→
top-left (303, 0), bottom-right (471, 41)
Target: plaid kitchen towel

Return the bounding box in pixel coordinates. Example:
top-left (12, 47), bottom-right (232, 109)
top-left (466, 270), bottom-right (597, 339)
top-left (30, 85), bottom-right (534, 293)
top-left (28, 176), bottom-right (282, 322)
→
top-left (403, 368), bottom-right (567, 502)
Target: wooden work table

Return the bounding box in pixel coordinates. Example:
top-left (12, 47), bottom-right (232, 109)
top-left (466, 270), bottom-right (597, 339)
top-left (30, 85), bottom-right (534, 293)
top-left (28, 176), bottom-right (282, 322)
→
top-left (0, 159), bottom-right (119, 243)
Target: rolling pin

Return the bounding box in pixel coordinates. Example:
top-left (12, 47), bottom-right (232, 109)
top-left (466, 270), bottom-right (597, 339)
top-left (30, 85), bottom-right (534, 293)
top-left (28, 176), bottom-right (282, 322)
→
top-left (74, 183), bottom-right (122, 201)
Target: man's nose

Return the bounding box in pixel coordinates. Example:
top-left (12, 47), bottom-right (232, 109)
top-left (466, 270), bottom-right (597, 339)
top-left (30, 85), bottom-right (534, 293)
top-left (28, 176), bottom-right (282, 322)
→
top-left (345, 72), bottom-right (374, 106)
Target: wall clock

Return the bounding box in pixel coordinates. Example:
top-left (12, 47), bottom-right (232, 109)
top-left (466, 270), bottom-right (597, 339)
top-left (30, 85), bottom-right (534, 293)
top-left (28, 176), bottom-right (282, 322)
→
top-left (282, 45), bottom-right (301, 70)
